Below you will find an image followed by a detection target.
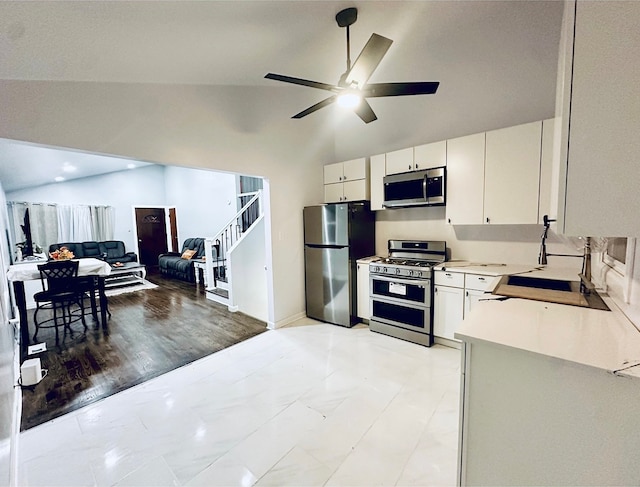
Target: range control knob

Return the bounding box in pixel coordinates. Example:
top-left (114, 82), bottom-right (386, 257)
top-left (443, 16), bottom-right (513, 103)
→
top-left (408, 270), bottom-right (414, 276)
top-left (416, 271), bottom-right (423, 277)
top-left (383, 267), bottom-right (388, 274)
top-left (395, 268), bottom-right (401, 275)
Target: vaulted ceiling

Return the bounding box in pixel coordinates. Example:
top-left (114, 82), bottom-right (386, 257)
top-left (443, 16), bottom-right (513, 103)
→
top-left (0, 0), bottom-right (564, 192)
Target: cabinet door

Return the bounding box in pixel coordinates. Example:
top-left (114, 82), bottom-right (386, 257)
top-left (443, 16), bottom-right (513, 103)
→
top-left (356, 262), bottom-right (370, 320)
top-left (342, 157), bottom-right (367, 181)
top-left (434, 285), bottom-right (464, 341)
top-left (558, 1), bottom-right (640, 236)
top-left (464, 289), bottom-right (486, 318)
top-left (324, 182), bottom-right (344, 203)
top-left (538, 118), bottom-right (558, 224)
top-left (324, 162), bottom-right (344, 184)
top-left (414, 140), bottom-right (446, 169)
top-left (385, 147), bottom-right (415, 175)
top-left (445, 133), bottom-right (485, 225)
top-left (342, 180), bottom-right (368, 202)
top-left (370, 153), bottom-right (386, 211)
top-left (484, 121), bottom-right (542, 225)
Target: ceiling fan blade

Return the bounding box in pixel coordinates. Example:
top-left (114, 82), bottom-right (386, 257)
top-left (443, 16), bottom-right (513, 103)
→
top-left (265, 73), bottom-right (338, 92)
top-left (363, 81), bottom-right (440, 97)
top-left (344, 33), bottom-right (393, 88)
top-left (354, 99), bottom-right (378, 124)
top-left (292, 96), bottom-right (337, 119)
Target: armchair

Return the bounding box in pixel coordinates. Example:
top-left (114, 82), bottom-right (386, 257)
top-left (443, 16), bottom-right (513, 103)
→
top-left (158, 238), bottom-right (206, 282)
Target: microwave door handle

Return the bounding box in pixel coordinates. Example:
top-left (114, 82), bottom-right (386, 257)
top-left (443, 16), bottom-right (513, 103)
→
top-left (423, 174), bottom-right (428, 203)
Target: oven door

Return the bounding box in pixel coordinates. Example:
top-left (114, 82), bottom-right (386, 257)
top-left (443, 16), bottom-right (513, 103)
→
top-left (370, 297), bottom-right (430, 333)
top-left (370, 274), bottom-right (430, 307)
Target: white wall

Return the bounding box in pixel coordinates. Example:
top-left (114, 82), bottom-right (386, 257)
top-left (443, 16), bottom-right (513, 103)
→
top-left (229, 216), bottom-right (267, 322)
top-left (163, 166), bottom-right (237, 244)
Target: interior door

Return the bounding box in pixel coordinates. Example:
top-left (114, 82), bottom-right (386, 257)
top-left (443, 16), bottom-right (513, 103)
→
top-left (135, 208), bottom-right (168, 267)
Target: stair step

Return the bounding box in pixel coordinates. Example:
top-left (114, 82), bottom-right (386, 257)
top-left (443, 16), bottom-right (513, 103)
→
top-left (210, 288), bottom-right (228, 299)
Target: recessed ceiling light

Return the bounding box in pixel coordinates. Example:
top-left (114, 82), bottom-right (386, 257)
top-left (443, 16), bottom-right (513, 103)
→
top-left (62, 162), bottom-right (76, 173)
top-left (54, 176), bottom-right (65, 182)
top-left (127, 163), bottom-right (136, 169)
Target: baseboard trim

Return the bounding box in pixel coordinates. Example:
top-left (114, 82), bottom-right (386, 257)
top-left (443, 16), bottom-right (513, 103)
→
top-left (273, 311), bottom-right (306, 329)
top-left (227, 305), bottom-right (239, 313)
top-left (10, 321), bottom-right (22, 487)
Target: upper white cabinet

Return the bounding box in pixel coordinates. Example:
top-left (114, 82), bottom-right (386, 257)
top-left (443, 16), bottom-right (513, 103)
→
top-left (446, 133), bottom-right (486, 225)
top-left (538, 118), bottom-right (558, 224)
top-left (484, 121), bottom-right (542, 225)
top-left (324, 158), bottom-right (370, 203)
top-left (414, 141), bottom-right (447, 170)
top-left (555, 1), bottom-right (640, 236)
top-left (446, 122), bottom-right (543, 225)
top-left (369, 153), bottom-right (386, 211)
top-left (385, 148), bottom-right (415, 175)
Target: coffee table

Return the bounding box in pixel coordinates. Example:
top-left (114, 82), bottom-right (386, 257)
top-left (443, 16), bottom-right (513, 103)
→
top-left (105, 262), bottom-right (147, 289)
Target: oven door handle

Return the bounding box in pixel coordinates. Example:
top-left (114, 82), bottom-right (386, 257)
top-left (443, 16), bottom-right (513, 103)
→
top-left (371, 275), bottom-right (428, 287)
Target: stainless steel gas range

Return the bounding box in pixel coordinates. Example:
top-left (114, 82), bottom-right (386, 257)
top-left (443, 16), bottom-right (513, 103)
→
top-left (369, 240), bottom-right (446, 347)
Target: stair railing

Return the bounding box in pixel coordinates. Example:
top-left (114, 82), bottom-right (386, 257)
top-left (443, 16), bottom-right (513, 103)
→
top-left (204, 190), bottom-right (262, 290)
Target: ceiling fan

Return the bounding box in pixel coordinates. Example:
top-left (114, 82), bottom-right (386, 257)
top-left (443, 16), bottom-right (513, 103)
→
top-left (265, 7), bottom-right (439, 124)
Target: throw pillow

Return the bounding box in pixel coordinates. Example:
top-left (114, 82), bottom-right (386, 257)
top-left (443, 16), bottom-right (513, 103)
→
top-left (181, 249), bottom-right (197, 260)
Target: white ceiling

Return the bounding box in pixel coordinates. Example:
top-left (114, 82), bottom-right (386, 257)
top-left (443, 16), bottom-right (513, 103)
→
top-left (0, 0), bottom-right (565, 192)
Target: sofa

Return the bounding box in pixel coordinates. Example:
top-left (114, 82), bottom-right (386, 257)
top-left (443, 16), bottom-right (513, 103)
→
top-left (158, 238), bottom-right (206, 282)
top-left (48, 240), bottom-right (138, 265)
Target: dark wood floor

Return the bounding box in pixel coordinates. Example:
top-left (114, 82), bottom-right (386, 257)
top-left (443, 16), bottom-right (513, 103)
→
top-left (20, 270), bottom-right (268, 430)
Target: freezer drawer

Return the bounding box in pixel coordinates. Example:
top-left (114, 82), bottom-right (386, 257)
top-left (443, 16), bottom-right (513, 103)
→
top-left (304, 246), bottom-right (353, 327)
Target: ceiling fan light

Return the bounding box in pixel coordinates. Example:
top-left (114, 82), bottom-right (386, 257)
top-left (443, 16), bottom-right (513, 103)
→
top-left (337, 92), bottom-right (362, 109)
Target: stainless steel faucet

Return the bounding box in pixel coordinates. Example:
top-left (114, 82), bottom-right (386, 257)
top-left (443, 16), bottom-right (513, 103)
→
top-left (538, 215), bottom-right (593, 294)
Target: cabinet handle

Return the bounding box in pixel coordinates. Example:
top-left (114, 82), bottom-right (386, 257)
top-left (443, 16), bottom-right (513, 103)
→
top-left (446, 273), bottom-right (452, 277)
top-left (478, 277), bottom-right (485, 281)
top-left (486, 217), bottom-right (490, 223)
top-left (447, 218), bottom-right (451, 224)
top-left (408, 164), bottom-right (411, 170)
top-left (466, 291), bottom-right (469, 297)
top-left (343, 175), bottom-right (347, 180)
top-left (415, 163), bottom-right (419, 169)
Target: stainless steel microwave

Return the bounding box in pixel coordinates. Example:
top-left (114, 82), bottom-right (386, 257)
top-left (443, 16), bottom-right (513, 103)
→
top-left (383, 166), bottom-right (446, 208)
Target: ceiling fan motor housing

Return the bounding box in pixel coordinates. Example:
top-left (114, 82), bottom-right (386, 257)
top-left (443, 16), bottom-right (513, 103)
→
top-left (336, 8), bottom-right (357, 28)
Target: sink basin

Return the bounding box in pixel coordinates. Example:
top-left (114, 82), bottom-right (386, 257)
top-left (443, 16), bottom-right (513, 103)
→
top-left (505, 275), bottom-right (574, 292)
top-left (492, 274), bottom-right (610, 311)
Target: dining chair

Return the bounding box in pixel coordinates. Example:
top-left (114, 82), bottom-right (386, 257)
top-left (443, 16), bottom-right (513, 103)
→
top-left (33, 260), bottom-right (87, 344)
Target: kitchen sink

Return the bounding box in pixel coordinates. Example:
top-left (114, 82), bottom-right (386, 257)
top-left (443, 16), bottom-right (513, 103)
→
top-left (492, 274), bottom-right (610, 311)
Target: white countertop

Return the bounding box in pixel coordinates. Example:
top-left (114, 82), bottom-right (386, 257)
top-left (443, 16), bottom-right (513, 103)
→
top-left (434, 261), bottom-right (539, 277)
top-left (455, 295), bottom-right (640, 377)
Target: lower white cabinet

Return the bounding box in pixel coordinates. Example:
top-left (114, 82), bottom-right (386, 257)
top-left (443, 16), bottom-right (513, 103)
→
top-left (434, 271), bottom-right (465, 341)
top-left (356, 260), bottom-right (371, 321)
top-left (434, 271), bottom-right (493, 342)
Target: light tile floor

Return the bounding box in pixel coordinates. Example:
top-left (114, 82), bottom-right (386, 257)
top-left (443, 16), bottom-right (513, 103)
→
top-left (18, 320), bottom-right (461, 486)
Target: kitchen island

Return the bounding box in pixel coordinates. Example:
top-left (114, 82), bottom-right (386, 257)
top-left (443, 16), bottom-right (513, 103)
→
top-left (455, 294), bottom-right (640, 486)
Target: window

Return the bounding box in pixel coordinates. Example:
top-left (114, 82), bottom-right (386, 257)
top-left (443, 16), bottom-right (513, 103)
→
top-left (603, 237), bottom-right (631, 275)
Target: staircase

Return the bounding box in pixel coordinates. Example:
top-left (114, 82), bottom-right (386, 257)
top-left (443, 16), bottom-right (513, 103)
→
top-left (204, 190), bottom-right (262, 309)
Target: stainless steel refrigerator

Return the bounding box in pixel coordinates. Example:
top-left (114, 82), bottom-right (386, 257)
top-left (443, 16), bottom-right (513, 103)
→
top-left (303, 202), bottom-right (375, 327)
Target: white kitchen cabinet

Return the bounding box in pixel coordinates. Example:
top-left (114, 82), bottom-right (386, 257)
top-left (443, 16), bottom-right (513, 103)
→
top-left (538, 118), bottom-right (558, 224)
top-left (434, 284), bottom-right (464, 342)
top-left (434, 271), bottom-right (465, 341)
top-left (385, 147), bottom-right (415, 175)
top-left (413, 140), bottom-right (446, 169)
top-left (445, 133), bottom-right (485, 225)
top-left (356, 260), bottom-right (371, 321)
top-left (555, 1), bottom-right (640, 236)
top-left (484, 121), bottom-right (542, 224)
top-left (369, 153), bottom-right (386, 211)
top-left (324, 180), bottom-right (369, 203)
top-left (323, 157), bottom-right (370, 203)
top-left (463, 273), bottom-right (492, 317)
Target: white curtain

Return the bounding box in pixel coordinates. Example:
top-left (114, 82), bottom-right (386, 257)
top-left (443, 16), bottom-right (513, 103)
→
top-left (7, 202), bottom-right (116, 253)
top-left (57, 204), bottom-right (92, 242)
top-left (90, 206), bottom-right (115, 241)
top-left (8, 202), bottom-right (58, 253)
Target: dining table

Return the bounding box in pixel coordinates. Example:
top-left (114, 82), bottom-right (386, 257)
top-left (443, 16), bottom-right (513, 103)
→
top-left (7, 257), bottom-right (112, 359)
